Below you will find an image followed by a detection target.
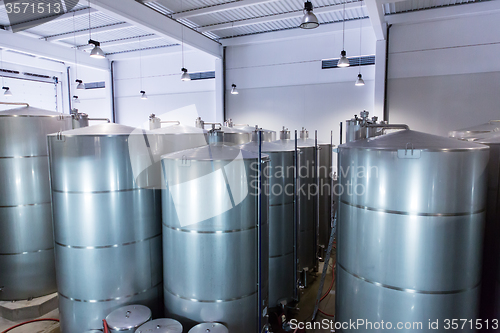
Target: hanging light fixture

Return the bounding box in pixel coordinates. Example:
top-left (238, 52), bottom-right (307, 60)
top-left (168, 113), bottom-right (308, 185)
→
top-left (181, 68), bottom-right (191, 81)
top-left (87, 0), bottom-right (105, 59)
top-left (73, 12), bottom-right (85, 90)
top-left (76, 79), bottom-right (85, 90)
top-left (300, 1), bottom-right (319, 29)
top-left (231, 84), bottom-right (239, 95)
top-left (140, 90), bottom-right (148, 100)
top-left (355, 7), bottom-right (364, 86)
top-left (3, 87), bottom-right (12, 97)
top-left (73, 95), bottom-right (80, 103)
top-left (138, 37), bottom-right (148, 99)
top-left (338, 1), bottom-right (350, 68)
top-left (179, 0), bottom-right (191, 81)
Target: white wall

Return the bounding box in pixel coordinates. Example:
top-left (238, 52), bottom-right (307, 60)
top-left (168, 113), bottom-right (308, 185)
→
top-left (113, 49), bottom-right (218, 128)
top-left (387, 10), bottom-right (500, 137)
top-left (225, 23), bottom-right (377, 145)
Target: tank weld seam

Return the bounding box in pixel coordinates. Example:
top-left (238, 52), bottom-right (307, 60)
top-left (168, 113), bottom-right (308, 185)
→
top-left (0, 155), bottom-right (48, 159)
top-left (55, 234), bottom-right (161, 249)
top-left (269, 251), bottom-right (294, 259)
top-left (58, 282), bottom-right (162, 303)
top-left (164, 287), bottom-right (257, 303)
top-left (338, 263), bottom-right (480, 295)
top-left (0, 202), bottom-right (51, 208)
top-left (269, 202), bottom-right (293, 207)
top-left (0, 247), bottom-right (53, 256)
top-left (340, 200), bottom-right (485, 217)
top-left (163, 224), bottom-right (257, 234)
top-left (52, 186), bottom-right (158, 194)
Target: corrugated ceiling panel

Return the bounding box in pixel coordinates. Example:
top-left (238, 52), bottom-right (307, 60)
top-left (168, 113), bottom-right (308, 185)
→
top-left (384, 0), bottom-right (481, 14)
top-left (105, 42), bottom-right (178, 55)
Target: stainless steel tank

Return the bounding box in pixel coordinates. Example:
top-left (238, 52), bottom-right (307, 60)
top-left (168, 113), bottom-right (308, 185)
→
top-left (151, 124), bottom-right (209, 152)
top-left (188, 323), bottom-right (228, 333)
top-left (48, 124), bottom-right (163, 333)
top-left (161, 145), bottom-right (269, 332)
top-left (0, 105), bottom-right (72, 301)
top-left (106, 305), bottom-right (152, 332)
top-left (238, 140), bottom-right (296, 307)
top-left (449, 123), bottom-right (500, 328)
top-left (136, 319), bottom-right (183, 333)
top-left (273, 130), bottom-right (316, 285)
top-left (336, 129), bottom-right (489, 331)
top-left (236, 125), bottom-right (276, 142)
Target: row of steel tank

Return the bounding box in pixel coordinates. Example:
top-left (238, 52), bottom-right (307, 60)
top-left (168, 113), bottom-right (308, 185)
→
top-left (336, 113), bottom-right (495, 332)
top-left (0, 105), bottom-right (335, 333)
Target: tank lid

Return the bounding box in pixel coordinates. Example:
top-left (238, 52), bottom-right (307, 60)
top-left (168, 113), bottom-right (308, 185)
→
top-left (48, 123), bottom-right (151, 137)
top-left (136, 319), bottom-right (183, 333)
top-left (0, 106), bottom-right (70, 118)
top-left (150, 124), bottom-right (208, 134)
top-left (106, 305), bottom-right (151, 330)
top-left (220, 126), bottom-right (249, 134)
top-left (188, 323), bottom-right (228, 333)
top-left (162, 144), bottom-right (264, 161)
top-left (238, 140), bottom-right (294, 153)
top-left (340, 129), bottom-right (489, 151)
top-left (449, 120), bottom-right (500, 140)
top-left (479, 133), bottom-right (500, 144)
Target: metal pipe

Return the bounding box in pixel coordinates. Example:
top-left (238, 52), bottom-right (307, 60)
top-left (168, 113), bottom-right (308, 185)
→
top-left (88, 118), bottom-right (111, 123)
top-left (110, 61), bottom-right (116, 123)
top-left (383, 24), bottom-right (393, 122)
top-left (257, 130), bottom-right (262, 333)
top-left (340, 122), bottom-right (343, 145)
top-left (294, 130), bottom-right (300, 298)
top-left (66, 67), bottom-right (72, 113)
top-left (0, 102), bottom-right (29, 106)
top-left (315, 130), bottom-right (319, 272)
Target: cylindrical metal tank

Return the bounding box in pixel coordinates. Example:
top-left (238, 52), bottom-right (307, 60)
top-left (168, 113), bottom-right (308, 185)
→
top-left (449, 124), bottom-right (500, 327)
top-left (221, 126), bottom-right (252, 145)
top-left (0, 106), bottom-right (72, 301)
top-left (236, 125), bottom-right (276, 142)
top-left (188, 323), bottom-right (228, 333)
top-left (336, 129), bottom-right (489, 332)
top-left (151, 124), bottom-right (210, 152)
top-left (136, 319), bottom-right (183, 333)
top-left (161, 145), bottom-right (269, 332)
top-left (48, 124), bottom-right (163, 333)
top-left (106, 305), bottom-right (152, 332)
top-left (273, 132), bottom-right (316, 283)
top-left (238, 140), bottom-right (296, 307)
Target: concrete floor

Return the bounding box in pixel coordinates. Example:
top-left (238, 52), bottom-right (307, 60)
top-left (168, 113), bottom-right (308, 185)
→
top-left (0, 308), bottom-right (59, 333)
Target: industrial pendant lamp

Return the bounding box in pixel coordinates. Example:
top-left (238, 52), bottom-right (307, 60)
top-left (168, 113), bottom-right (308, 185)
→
top-left (231, 84), bottom-right (239, 95)
top-left (355, 8), bottom-right (364, 86)
top-left (300, 1), bottom-right (319, 29)
top-left (140, 91), bottom-right (148, 100)
top-left (73, 13), bottom-right (85, 90)
top-left (338, 1), bottom-right (350, 68)
top-left (138, 38), bottom-right (148, 100)
top-left (3, 87), bottom-right (12, 97)
top-left (180, 0), bottom-right (191, 81)
top-left (76, 79), bottom-right (85, 89)
top-left (73, 95), bottom-right (80, 103)
top-left (87, 0), bottom-right (105, 59)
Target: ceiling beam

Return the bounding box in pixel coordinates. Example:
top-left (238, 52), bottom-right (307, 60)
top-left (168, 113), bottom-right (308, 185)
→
top-left (171, 0), bottom-right (282, 19)
top-left (364, 0), bottom-right (386, 40)
top-left (0, 28), bottom-right (109, 70)
top-left (198, 1), bottom-right (365, 32)
top-left (106, 44), bottom-right (182, 61)
top-left (78, 35), bottom-right (163, 50)
top-left (7, 8), bottom-right (97, 32)
top-left (91, 0), bottom-right (222, 58)
top-left (44, 22), bottom-right (132, 42)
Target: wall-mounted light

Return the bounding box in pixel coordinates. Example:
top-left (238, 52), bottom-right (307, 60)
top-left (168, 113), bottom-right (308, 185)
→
top-left (300, 1), bottom-right (319, 29)
top-left (355, 74), bottom-right (365, 86)
top-left (2, 87), bottom-right (12, 97)
top-left (76, 79), bottom-right (85, 90)
top-left (140, 90), bottom-right (148, 100)
top-left (231, 84), bottom-right (239, 95)
top-left (181, 68), bottom-right (191, 81)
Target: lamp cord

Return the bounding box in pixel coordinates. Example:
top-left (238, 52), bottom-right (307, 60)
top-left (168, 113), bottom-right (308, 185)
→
top-left (139, 37), bottom-right (143, 91)
top-left (342, 1), bottom-right (346, 50)
top-left (88, 0), bottom-right (91, 40)
top-left (73, 12), bottom-right (78, 80)
top-left (181, 0), bottom-right (184, 69)
top-left (359, 2), bottom-right (362, 74)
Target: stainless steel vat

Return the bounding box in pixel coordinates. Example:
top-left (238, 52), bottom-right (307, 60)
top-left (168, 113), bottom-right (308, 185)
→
top-left (48, 124), bottom-right (163, 333)
top-left (106, 305), bottom-right (152, 332)
top-left (136, 319), bottom-right (182, 333)
top-left (272, 134), bottom-right (316, 281)
top-left (238, 140), bottom-right (296, 307)
top-left (151, 124), bottom-right (210, 152)
top-left (220, 126), bottom-right (252, 145)
top-left (0, 106), bottom-right (72, 301)
top-left (161, 145), bottom-right (269, 332)
top-left (188, 323), bottom-right (228, 333)
top-left (336, 129), bottom-right (489, 332)
top-left (449, 124), bottom-right (500, 327)
top-left (236, 125), bottom-right (276, 142)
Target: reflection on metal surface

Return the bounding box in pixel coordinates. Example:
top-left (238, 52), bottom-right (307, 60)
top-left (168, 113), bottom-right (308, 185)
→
top-left (164, 287), bottom-right (258, 303)
top-left (55, 234), bottom-right (161, 249)
top-left (59, 283), bottom-right (162, 303)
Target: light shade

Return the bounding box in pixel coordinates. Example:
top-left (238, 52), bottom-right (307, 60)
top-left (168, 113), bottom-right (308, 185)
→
top-left (3, 87), bottom-right (12, 97)
top-left (76, 80), bottom-right (85, 90)
top-left (89, 39), bottom-right (105, 59)
top-left (140, 90), bottom-right (148, 100)
top-left (355, 74), bottom-right (365, 86)
top-left (73, 95), bottom-right (80, 103)
top-left (181, 68), bottom-right (191, 81)
top-left (338, 50), bottom-right (350, 67)
top-left (300, 1), bottom-right (319, 29)
top-left (231, 84), bottom-right (239, 95)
